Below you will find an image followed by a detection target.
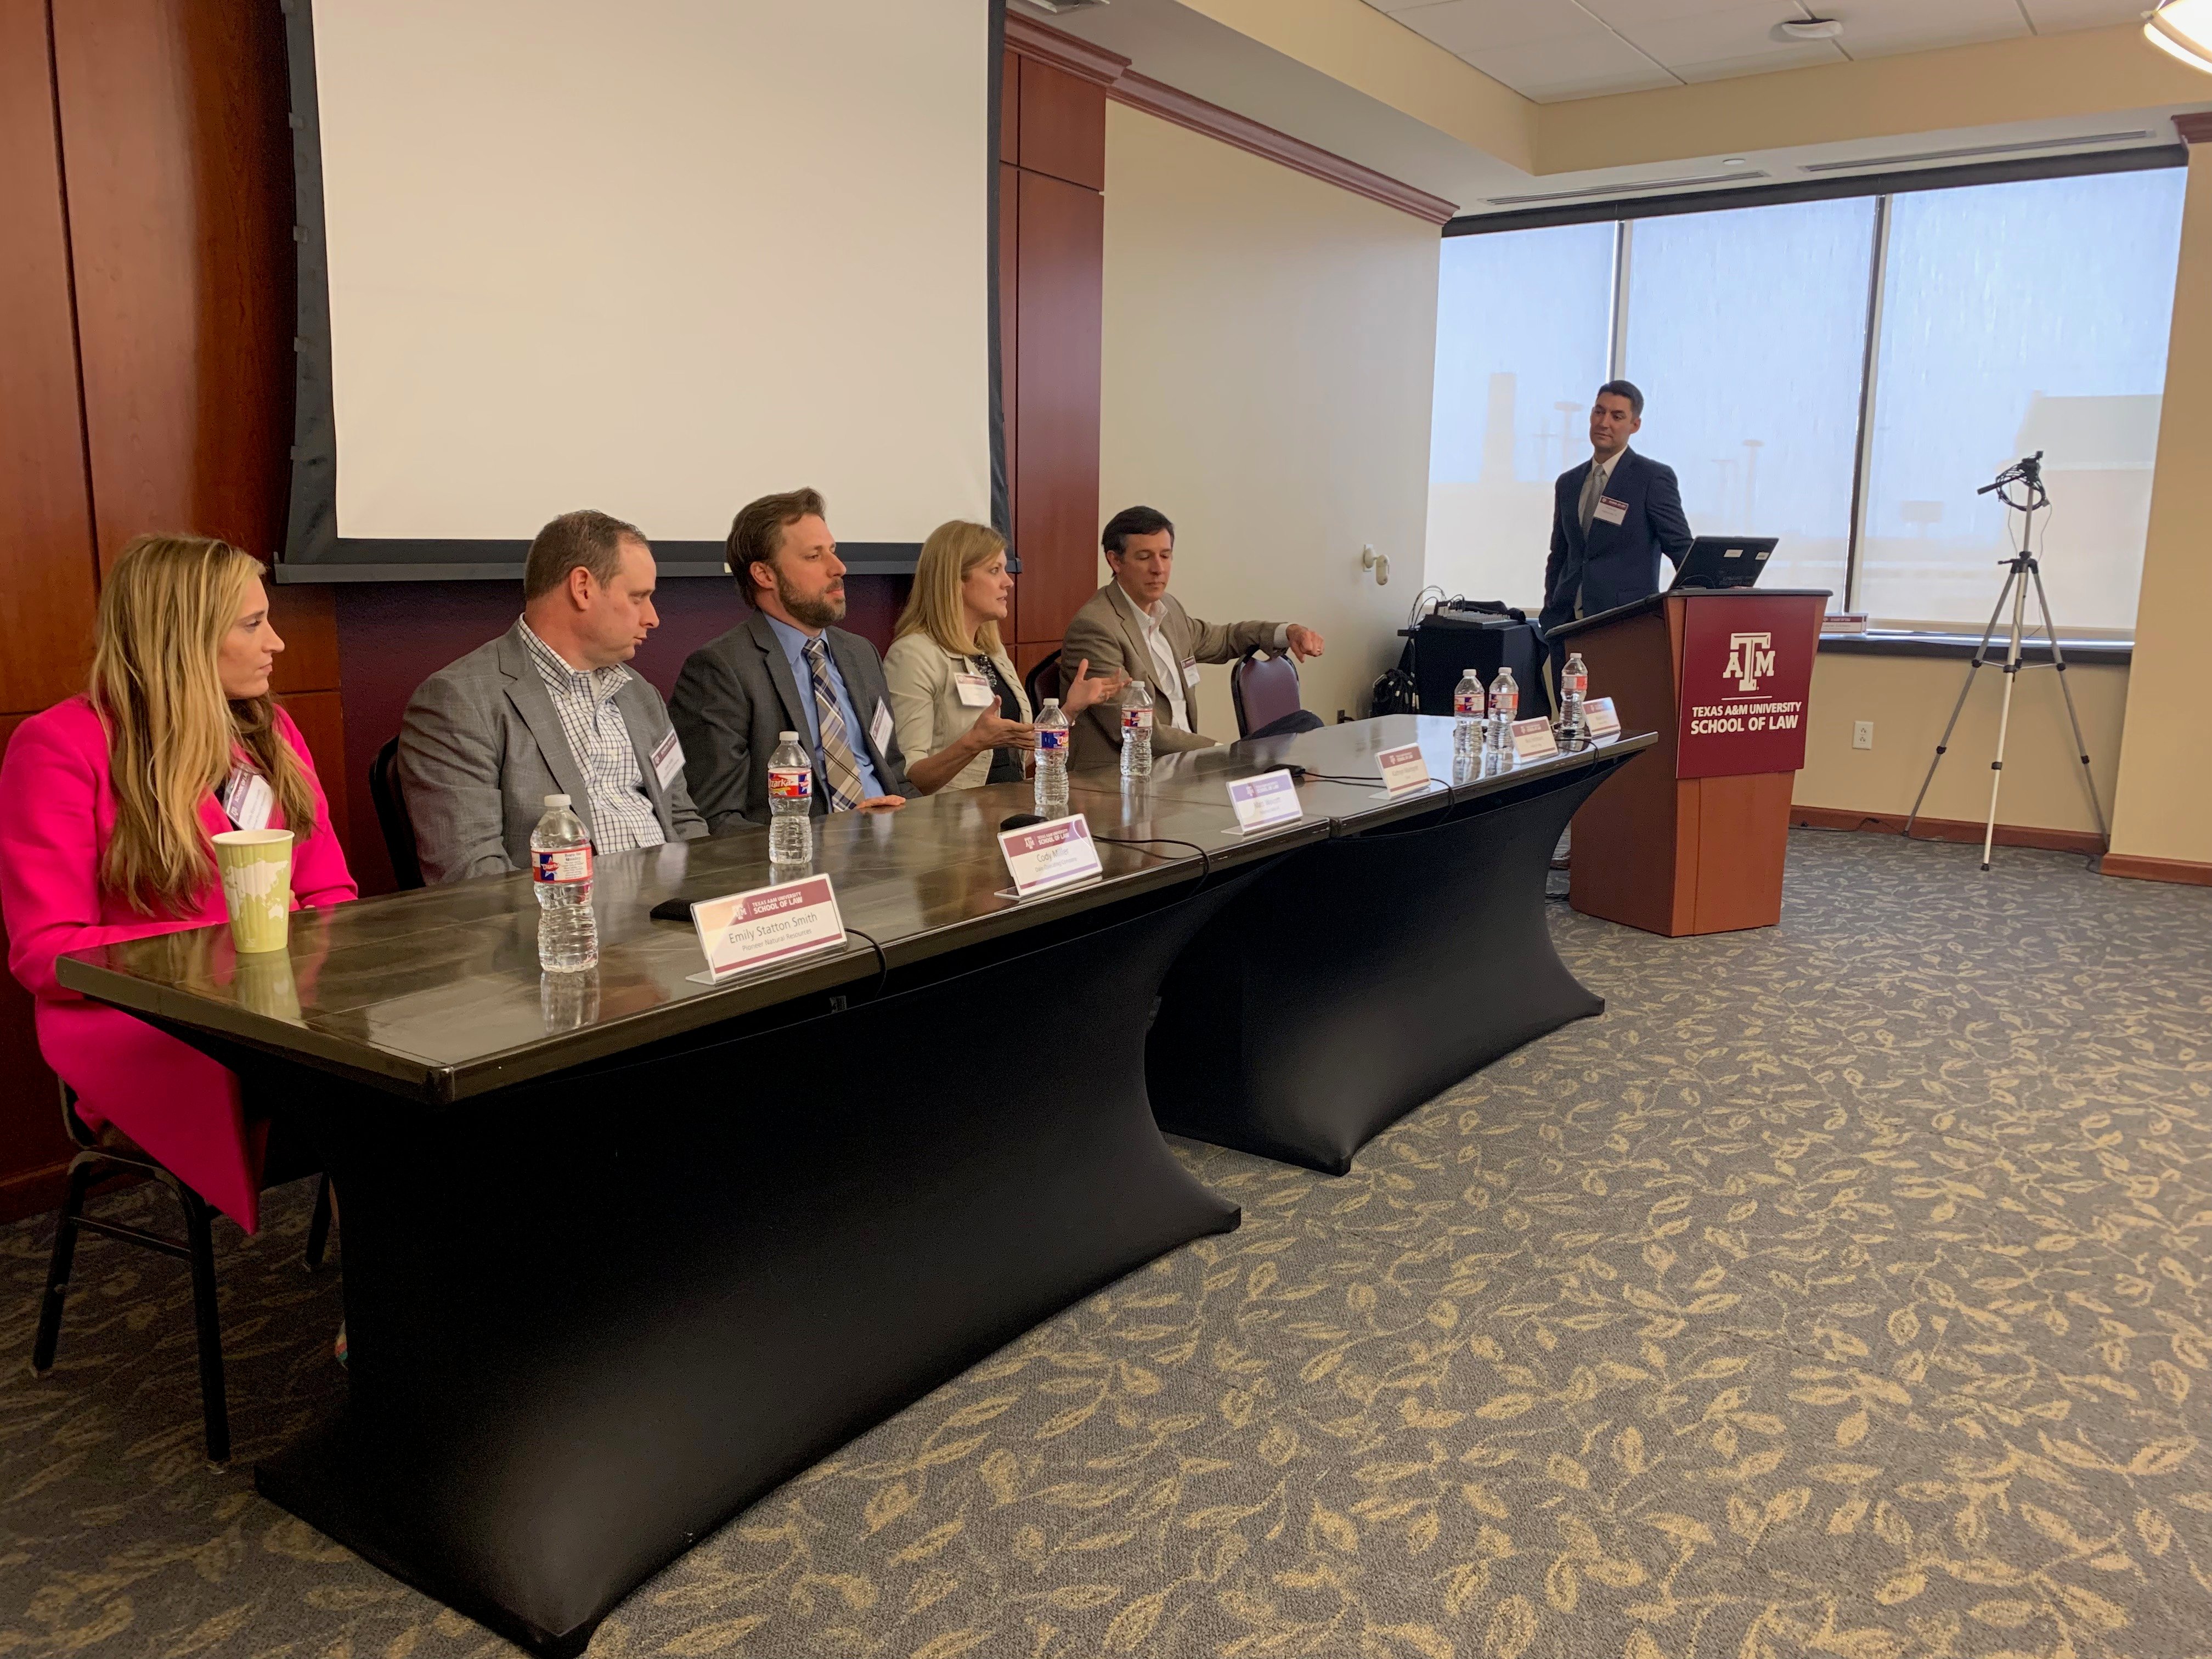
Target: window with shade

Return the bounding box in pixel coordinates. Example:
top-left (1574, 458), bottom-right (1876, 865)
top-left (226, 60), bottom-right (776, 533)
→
top-left (1425, 161), bottom-right (2187, 635)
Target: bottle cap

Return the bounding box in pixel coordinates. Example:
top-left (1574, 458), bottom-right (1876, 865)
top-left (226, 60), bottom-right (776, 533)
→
top-left (545, 794), bottom-right (571, 807)
top-left (778, 730), bottom-right (798, 742)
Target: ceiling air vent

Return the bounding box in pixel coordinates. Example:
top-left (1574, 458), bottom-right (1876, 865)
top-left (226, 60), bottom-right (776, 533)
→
top-left (1798, 131), bottom-right (2152, 172)
top-left (1485, 170), bottom-right (1771, 207)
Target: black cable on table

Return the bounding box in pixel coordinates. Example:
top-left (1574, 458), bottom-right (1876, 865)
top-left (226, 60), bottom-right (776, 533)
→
top-left (842, 924), bottom-right (889, 1003)
top-left (1093, 834), bottom-right (1213, 896)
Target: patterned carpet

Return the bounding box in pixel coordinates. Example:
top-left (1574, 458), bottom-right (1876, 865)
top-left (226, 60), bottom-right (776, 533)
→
top-left (3, 830), bottom-right (2209, 1659)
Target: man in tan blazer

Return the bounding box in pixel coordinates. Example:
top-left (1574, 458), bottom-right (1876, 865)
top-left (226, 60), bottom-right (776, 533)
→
top-left (1061, 505), bottom-right (1326, 768)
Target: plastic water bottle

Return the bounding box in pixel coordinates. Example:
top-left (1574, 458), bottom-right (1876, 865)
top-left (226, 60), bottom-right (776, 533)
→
top-left (1035, 698), bottom-right (1070, 816)
top-left (541, 969), bottom-right (600, 1031)
top-left (1120, 680), bottom-right (1154, 778)
top-left (1453, 668), bottom-right (1484, 767)
top-left (768, 730), bottom-right (813, 867)
top-left (531, 794), bottom-right (598, 972)
top-left (1486, 666), bottom-right (1519, 754)
top-left (1559, 652), bottom-right (1589, 746)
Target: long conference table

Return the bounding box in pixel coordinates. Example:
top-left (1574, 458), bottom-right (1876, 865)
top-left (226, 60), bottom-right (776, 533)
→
top-left (57, 715), bottom-right (1650, 1656)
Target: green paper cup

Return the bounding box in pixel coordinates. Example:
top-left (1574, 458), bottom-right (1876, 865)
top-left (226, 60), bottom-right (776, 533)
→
top-left (213, 828), bottom-right (294, 953)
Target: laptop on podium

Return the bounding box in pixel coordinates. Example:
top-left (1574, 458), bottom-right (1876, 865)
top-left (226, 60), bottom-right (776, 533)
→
top-left (1668, 535), bottom-right (1778, 592)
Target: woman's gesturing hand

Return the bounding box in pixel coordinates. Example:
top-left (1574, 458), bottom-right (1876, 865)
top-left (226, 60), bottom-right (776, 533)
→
top-left (964, 706), bottom-right (1036, 753)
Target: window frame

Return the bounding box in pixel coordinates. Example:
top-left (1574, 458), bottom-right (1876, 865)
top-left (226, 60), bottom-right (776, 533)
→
top-left (1438, 144), bottom-right (2186, 629)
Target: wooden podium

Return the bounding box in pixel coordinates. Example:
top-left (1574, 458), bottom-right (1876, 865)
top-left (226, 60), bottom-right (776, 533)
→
top-left (1551, 589), bottom-right (1828, 936)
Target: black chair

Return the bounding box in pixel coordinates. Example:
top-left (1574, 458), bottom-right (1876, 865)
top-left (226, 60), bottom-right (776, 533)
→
top-left (1231, 650), bottom-right (1308, 739)
top-left (1024, 648), bottom-right (1063, 718)
top-left (32, 1081), bottom-right (332, 1467)
top-left (369, 736), bottom-right (425, 891)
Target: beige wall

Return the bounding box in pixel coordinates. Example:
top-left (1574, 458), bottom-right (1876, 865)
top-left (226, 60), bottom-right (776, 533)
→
top-left (1794, 651), bottom-right (2126, 837)
top-left (1099, 103), bottom-right (1438, 736)
top-left (1540, 27), bottom-right (2210, 176)
top-left (2111, 144), bottom-right (2212, 869)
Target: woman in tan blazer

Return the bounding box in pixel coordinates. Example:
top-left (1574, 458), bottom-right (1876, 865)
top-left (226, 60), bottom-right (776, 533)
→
top-left (885, 522), bottom-right (1125, 793)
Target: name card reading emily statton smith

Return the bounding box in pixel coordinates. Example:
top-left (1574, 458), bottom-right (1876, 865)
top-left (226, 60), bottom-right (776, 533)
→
top-left (997, 814), bottom-right (1104, 899)
top-left (1225, 769), bottom-right (1302, 835)
top-left (690, 874), bottom-right (847, 983)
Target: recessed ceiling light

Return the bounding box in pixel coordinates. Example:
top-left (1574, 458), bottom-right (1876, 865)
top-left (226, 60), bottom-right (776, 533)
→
top-left (1780, 17), bottom-right (1844, 39)
top-left (1722, 157), bottom-right (1748, 166)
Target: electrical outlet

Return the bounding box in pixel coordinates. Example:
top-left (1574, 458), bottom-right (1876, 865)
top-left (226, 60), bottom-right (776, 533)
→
top-left (1853, 720), bottom-right (1874, 750)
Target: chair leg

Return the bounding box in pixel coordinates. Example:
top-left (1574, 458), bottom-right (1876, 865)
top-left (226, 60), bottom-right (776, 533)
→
top-left (30, 1156), bottom-right (98, 1379)
top-left (304, 1174), bottom-right (332, 1271)
top-left (177, 1185), bottom-right (231, 1468)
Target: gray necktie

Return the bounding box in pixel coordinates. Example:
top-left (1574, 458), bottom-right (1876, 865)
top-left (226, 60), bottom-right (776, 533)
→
top-left (1578, 459), bottom-right (1606, 534)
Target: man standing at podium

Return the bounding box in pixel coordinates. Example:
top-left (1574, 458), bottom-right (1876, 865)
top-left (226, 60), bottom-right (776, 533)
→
top-left (1541, 380), bottom-right (1694, 664)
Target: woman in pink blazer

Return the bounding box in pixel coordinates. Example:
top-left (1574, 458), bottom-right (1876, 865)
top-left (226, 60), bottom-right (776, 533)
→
top-left (0, 534), bottom-right (356, 1232)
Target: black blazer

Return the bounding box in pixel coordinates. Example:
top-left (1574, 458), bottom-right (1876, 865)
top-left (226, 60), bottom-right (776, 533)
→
top-left (1541, 448), bottom-right (1694, 635)
top-left (669, 612), bottom-right (917, 833)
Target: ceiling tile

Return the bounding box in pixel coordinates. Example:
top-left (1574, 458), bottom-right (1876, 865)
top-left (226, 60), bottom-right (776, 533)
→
top-left (2020, 0), bottom-right (2162, 28)
top-left (1386, 0), bottom-right (1616, 54)
top-left (1669, 40), bottom-right (1849, 78)
top-left (1825, 0), bottom-right (2030, 58)
top-left (1604, 1), bottom-right (1833, 67)
top-left (1579, 0), bottom-right (1799, 25)
top-left (1458, 31), bottom-right (1683, 98)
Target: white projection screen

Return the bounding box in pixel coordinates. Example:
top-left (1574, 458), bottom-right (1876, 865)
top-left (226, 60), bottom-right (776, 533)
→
top-left (282, 0), bottom-right (1000, 578)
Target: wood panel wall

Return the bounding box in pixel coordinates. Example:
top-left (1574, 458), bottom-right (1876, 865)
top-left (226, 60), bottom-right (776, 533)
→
top-left (0, 0), bottom-right (349, 1222)
top-left (1002, 41), bottom-right (1110, 678)
top-left (0, 8), bottom-right (1116, 1220)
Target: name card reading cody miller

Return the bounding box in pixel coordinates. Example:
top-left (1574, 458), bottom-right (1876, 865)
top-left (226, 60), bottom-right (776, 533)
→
top-left (690, 874), bottom-right (846, 983)
top-left (997, 814), bottom-right (1104, 899)
top-left (1225, 769), bottom-right (1302, 835)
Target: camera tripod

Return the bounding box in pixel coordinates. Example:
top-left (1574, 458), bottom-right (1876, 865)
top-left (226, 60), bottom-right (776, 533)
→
top-left (1905, 452), bottom-right (2108, 871)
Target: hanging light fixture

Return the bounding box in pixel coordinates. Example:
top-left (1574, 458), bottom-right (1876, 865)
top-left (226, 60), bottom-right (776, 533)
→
top-left (2145, 0), bottom-right (2212, 73)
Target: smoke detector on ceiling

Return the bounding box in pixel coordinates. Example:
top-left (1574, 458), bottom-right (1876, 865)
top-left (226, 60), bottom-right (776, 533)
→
top-left (1780, 16), bottom-right (1845, 38)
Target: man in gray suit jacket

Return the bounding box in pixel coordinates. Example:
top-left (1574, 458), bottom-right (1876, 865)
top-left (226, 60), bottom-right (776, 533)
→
top-left (398, 510), bottom-right (707, 883)
top-left (1061, 505), bottom-right (1326, 769)
top-left (670, 488), bottom-right (916, 833)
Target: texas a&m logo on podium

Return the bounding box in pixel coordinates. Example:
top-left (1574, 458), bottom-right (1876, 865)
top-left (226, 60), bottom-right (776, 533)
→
top-left (1677, 603), bottom-right (1818, 779)
top-left (1725, 631), bottom-right (1776, 692)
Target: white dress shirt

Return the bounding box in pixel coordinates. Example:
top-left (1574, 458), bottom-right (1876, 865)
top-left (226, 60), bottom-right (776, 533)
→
top-left (1109, 583), bottom-right (1291, 733)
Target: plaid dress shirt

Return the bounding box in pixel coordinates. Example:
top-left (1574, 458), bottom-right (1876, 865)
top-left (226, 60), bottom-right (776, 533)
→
top-left (519, 620), bottom-right (664, 854)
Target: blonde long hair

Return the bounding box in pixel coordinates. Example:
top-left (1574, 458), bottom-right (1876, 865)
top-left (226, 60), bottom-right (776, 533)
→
top-left (89, 535), bottom-right (317, 914)
top-left (895, 521), bottom-right (1008, 658)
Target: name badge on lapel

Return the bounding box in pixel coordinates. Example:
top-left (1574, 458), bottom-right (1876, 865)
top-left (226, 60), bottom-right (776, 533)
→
top-left (651, 727), bottom-right (685, 791)
top-left (1181, 656), bottom-right (1201, 689)
top-left (870, 699), bottom-right (894, 755)
top-left (955, 672), bottom-right (994, 708)
top-left (1593, 496), bottom-right (1629, 527)
top-left (222, 765), bottom-right (275, 831)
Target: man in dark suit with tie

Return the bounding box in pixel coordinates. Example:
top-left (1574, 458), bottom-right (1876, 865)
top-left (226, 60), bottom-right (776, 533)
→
top-left (670, 488), bottom-right (916, 832)
top-left (1541, 380), bottom-right (1695, 667)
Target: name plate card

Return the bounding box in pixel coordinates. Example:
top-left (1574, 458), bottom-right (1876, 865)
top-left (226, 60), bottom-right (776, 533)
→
top-left (690, 874), bottom-right (845, 983)
top-left (1509, 717), bottom-right (1560, 763)
top-left (1374, 742), bottom-right (1435, 795)
top-left (1225, 769), bottom-right (1302, 835)
top-left (997, 814), bottom-right (1104, 899)
top-left (1583, 696), bottom-right (1621, 739)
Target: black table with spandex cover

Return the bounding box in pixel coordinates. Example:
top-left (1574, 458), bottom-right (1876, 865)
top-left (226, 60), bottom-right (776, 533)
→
top-left (1075, 716), bottom-right (1652, 1173)
top-left (57, 717), bottom-right (1645, 1654)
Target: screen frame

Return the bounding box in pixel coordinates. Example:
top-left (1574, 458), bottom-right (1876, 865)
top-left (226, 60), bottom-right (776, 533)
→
top-left (274, 0), bottom-right (1011, 584)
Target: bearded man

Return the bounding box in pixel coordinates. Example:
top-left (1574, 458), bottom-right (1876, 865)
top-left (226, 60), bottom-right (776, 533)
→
top-left (671, 488), bottom-right (915, 831)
